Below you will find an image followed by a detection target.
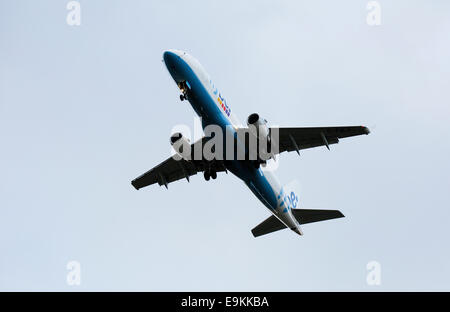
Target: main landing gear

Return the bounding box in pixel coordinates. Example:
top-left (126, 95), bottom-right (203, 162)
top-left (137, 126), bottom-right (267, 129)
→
top-left (204, 169), bottom-right (217, 181)
top-left (252, 160), bottom-right (267, 169)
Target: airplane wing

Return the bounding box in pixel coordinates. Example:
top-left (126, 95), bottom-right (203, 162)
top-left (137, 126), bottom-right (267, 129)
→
top-left (272, 126), bottom-right (370, 154)
top-left (131, 137), bottom-right (226, 190)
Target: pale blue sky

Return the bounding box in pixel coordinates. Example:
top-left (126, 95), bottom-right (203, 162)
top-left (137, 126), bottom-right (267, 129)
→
top-left (1, 1), bottom-right (450, 291)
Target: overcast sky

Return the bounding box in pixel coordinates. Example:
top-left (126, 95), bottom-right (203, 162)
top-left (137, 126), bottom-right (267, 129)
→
top-left (1, 0), bottom-right (450, 291)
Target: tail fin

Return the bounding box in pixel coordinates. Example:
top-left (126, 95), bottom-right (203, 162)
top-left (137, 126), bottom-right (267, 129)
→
top-left (278, 180), bottom-right (301, 213)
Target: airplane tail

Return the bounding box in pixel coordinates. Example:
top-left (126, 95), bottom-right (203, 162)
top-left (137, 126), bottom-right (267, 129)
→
top-left (278, 180), bottom-right (304, 235)
top-left (251, 179), bottom-right (344, 237)
top-left (251, 209), bottom-right (344, 237)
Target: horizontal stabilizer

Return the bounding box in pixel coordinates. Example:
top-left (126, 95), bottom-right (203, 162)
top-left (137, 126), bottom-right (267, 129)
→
top-left (251, 209), bottom-right (344, 237)
top-left (291, 209), bottom-right (344, 224)
top-left (251, 215), bottom-right (286, 237)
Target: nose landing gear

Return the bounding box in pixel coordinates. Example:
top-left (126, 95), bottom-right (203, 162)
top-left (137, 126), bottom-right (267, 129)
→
top-left (178, 81), bottom-right (189, 101)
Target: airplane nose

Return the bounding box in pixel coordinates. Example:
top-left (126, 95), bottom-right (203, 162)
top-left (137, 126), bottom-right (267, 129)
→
top-left (163, 50), bottom-right (187, 83)
top-left (163, 49), bottom-right (185, 63)
top-left (163, 50), bottom-right (182, 80)
top-left (163, 50), bottom-right (178, 66)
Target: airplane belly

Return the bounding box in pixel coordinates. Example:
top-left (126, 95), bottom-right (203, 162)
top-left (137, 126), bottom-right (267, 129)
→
top-left (141, 50), bottom-right (356, 238)
top-left (248, 169), bottom-right (301, 231)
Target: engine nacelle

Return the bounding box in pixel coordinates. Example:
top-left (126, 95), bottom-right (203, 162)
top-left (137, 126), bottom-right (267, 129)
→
top-left (246, 113), bottom-right (272, 161)
top-left (170, 132), bottom-right (191, 159)
top-left (247, 113), bottom-right (270, 142)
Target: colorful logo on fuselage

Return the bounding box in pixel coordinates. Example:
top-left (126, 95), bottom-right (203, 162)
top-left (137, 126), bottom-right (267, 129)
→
top-left (217, 93), bottom-right (231, 117)
top-left (210, 79), bottom-right (231, 117)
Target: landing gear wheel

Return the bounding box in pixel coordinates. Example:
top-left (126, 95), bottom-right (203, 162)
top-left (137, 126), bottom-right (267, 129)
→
top-left (204, 171), bottom-right (210, 181)
top-left (180, 94), bottom-right (185, 101)
top-left (211, 171), bottom-right (217, 180)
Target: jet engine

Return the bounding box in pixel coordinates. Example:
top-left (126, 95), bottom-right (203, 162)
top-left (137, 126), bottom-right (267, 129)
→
top-left (170, 132), bottom-right (191, 159)
top-left (247, 113), bottom-right (270, 144)
top-left (246, 113), bottom-right (272, 163)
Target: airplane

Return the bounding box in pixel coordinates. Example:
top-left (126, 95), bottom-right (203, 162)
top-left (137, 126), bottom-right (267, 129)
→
top-left (131, 50), bottom-right (370, 237)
